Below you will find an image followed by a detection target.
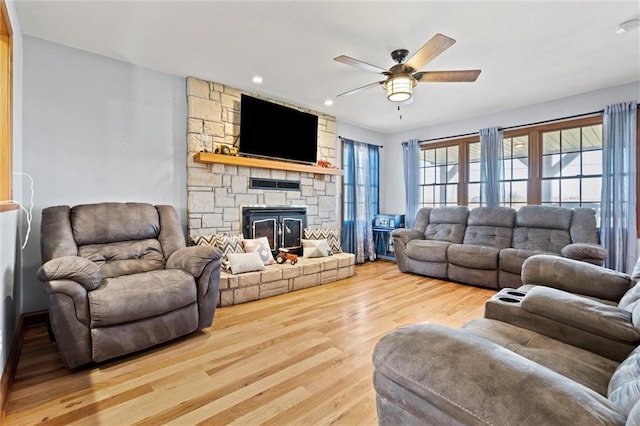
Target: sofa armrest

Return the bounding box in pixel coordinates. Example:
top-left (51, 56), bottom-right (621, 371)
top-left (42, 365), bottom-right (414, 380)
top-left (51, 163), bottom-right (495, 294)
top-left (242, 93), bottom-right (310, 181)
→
top-left (373, 323), bottom-right (625, 425)
top-left (166, 245), bottom-right (222, 278)
top-left (36, 256), bottom-right (102, 291)
top-left (390, 228), bottom-right (424, 245)
top-left (521, 254), bottom-right (631, 302)
top-left (522, 286), bottom-right (640, 343)
top-left (561, 242), bottom-right (608, 265)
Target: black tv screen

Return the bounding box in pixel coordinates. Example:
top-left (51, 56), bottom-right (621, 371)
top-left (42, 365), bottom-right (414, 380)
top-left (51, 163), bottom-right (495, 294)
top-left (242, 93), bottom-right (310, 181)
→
top-left (240, 94), bottom-right (318, 164)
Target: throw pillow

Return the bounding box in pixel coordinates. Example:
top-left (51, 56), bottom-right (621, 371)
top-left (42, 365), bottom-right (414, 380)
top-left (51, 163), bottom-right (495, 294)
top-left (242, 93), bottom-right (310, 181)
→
top-left (243, 237), bottom-right (276, 265)
top-left (304, 228), bottom-right (342, 255)
top-left (227, 252), bottom-right (266, 275)
top-left (302, 239), bottom-right (330, 258)
top-left (190, 233), bottom-right (244, 271)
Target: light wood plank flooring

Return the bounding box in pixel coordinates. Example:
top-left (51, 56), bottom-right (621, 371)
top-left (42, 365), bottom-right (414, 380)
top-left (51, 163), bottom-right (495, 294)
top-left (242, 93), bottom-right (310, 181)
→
top-left (5, 261), bottom-right (496, 425)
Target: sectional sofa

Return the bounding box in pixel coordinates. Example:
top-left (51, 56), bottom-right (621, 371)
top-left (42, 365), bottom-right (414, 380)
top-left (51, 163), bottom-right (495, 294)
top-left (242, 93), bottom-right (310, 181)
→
top-left (372, 254), bottom-right (640, 425)
top-left (392, 205), bottom-right (607, 289)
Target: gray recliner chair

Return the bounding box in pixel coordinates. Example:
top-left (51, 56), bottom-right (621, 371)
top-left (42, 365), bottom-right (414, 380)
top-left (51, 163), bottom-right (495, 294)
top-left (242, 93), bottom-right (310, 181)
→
top-left (37, 202), bottom-right (222, 369)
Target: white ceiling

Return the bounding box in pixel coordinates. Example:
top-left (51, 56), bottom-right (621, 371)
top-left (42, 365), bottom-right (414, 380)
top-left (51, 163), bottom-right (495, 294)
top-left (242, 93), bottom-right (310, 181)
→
top-left (15, 0), bottom-right (640, 134)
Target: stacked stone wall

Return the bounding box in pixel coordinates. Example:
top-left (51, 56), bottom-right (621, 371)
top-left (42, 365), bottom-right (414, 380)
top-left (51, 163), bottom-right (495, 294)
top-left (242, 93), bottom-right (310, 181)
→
top-left (186, 76), bottom-right (339, 236)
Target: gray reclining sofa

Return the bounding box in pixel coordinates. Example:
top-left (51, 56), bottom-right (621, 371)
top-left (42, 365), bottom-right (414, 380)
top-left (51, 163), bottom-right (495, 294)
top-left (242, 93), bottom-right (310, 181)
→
top-left (392, 205), bottom-right (607, 289)
top-left (373, 255), bottom-right (640, 425)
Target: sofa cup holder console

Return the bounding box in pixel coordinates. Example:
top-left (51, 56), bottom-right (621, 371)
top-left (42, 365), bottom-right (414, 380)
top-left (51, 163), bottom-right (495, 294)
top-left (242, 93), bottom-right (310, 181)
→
top-left (494, 288), bottom-right (527, 304)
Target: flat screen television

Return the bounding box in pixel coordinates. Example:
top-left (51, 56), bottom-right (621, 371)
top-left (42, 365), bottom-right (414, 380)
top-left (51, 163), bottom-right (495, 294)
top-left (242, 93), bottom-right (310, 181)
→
top-left (240, 94), bottom-right (318, 164)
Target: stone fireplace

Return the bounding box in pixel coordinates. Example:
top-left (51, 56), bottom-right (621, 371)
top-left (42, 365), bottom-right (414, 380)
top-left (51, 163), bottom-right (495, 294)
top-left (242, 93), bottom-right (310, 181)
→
top-left (186, 77), bottom-right (339, 238)
top-left (185, 77), bottom-right (353, 307)
top-left (241, 206), bottom-right (307, 255)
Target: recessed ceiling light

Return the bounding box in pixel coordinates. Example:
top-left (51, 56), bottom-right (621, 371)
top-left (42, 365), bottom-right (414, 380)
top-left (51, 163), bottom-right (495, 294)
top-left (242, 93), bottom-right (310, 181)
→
top-left (252, 76), bottom-right (263, 84)
top-left (324, 99), bottom-right (334, 106)
top-left (616, 19), bottom-right (640, 34)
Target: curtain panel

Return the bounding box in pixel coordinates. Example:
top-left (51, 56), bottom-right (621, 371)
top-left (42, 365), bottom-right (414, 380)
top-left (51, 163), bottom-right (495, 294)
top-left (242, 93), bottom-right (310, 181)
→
top-left (341, 138), bottom-right (378, 263)
top-left (479, 127), bottom-right (504, 207)
top-left (600, 101), bottom-right (637, 273)
top-left (402, 139), bottom-right (420, 227)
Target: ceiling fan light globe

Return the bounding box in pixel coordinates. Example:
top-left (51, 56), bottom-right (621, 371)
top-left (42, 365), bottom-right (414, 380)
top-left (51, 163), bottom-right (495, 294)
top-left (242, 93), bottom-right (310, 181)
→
top-left (385, 76), bottom-right (413, 102)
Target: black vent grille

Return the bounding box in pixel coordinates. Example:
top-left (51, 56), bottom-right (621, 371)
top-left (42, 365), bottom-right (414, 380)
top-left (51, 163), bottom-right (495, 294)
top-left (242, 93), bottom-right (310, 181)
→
top-left (249, 178), bottom-right (301, 191)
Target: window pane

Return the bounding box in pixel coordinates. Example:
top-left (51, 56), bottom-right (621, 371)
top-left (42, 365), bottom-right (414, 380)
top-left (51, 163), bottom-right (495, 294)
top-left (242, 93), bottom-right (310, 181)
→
top-left (582, 125), bottom-right (602, 151)
top-left (582, 150), bottom-right (602, 175)
top-left (581, 177), bottom-right (601, 202)
top-left (561, 128), bottom-right (581, 153)
top-left (541, 178), bottom-right (560, 202)
top-left (512, 137), bottom-right (528, 158)
top-left (468, 183), bottom-right (481, 204)
top-left (435, 165), bottom-right (448, 183)
top-left (543, 131), bottom-right (560, 154)
top-left (423, 186), bottom-right (434, 203)
top-left (435, 148), bottom-right (447, 165)
top-left (562, 153), bottom-right (581, 177)
top-left (512, 158), bottom-right (528, 179)
top-left (446, 184), bottom-right (457, 202)
top-left (447, 165), bottom-right (459, 183)
top-left (560, 178), bottom-right (580, 203)
top-left (447, 146), bottom-right (458, 165)
top-left (511, 181), bottom-right (527, 203)
top-left (424, 166), bottom-right (435, 184)
top-left (468, 142), bottom-right (481, 162)
top-left (469, 162), bottom-right (481, 182)
top-left (542, 154), bottom-right (561, 178)
top-left (502, 158), bottom-right (512, 180)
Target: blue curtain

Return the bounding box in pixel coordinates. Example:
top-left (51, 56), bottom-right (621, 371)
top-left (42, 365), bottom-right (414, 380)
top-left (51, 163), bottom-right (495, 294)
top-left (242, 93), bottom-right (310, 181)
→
top-left (479, 127), bottom-right (504, 207)
top-left (342, 139), bottom-right (379, 263)
top-left (402, 139), bottom-right (420, 227)
top-left (601, 101), bottom-right (637, 273)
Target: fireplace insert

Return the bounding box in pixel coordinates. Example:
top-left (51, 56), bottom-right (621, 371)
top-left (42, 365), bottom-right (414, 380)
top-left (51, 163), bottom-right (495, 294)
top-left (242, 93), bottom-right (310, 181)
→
top-left (241, 206), bottom-right (307, 255)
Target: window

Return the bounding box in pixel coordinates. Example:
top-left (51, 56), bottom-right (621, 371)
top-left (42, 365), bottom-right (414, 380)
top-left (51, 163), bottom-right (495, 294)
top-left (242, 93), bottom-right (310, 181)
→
top-left (419, 145), bottom-right (459, 207)
top-left (0, 0), bottom-right (12, 210)
top-left (540, 124), bottom-right (602, 218)
top-left (500, 135), bottom-right (529, 209)
top-left (417, 117), bottom-right (606, 219)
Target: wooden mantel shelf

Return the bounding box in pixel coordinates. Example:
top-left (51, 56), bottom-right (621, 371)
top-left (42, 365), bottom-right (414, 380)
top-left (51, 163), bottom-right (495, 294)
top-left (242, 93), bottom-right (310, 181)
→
top-left (193, 152), bottom-right (343, 176)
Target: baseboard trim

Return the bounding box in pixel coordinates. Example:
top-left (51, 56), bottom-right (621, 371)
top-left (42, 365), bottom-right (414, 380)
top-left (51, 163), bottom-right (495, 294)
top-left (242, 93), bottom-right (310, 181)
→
top-left (1, 310), bottom-right (48, 422)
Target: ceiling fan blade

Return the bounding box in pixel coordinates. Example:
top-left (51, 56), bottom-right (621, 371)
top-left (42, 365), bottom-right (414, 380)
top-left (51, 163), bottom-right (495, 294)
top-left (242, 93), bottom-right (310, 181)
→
top-left (415, 70), bottom-right (481, 82)
top-left (337, 81), bottom-right (385, 97)
top-left (405, 33), bottom-right (456, 71)
top-left (334, 55), bottom-right (387, 74)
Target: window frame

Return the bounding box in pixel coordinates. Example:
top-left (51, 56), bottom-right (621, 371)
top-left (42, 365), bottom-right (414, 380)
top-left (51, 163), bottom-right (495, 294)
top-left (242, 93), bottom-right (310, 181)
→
top-left (0, 0), bottom-right (14, 212)
top-left (418, 115), bottom-right (606, 209)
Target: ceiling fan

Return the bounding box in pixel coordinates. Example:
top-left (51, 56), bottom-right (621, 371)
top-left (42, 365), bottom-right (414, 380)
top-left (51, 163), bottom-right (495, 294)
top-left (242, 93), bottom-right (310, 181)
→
top-left (334, 33), bottom-right (481, 103)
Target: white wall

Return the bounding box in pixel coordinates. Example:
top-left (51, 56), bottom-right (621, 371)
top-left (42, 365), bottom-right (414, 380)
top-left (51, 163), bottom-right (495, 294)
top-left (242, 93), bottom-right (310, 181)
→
top-left (382, 81), bottom-right (640, 214)
top-left (1, 0), bottom-right (23, 374)
top-left (20, 36), bottom-right (188, 313)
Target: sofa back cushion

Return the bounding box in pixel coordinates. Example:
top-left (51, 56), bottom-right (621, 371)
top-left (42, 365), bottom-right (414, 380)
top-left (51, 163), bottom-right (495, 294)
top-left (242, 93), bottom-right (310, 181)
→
top-left (424, 206), bottom-right (469, 244)
top-left (569, 208), bottom-right (599, 244)
top-left (71, 203), bottom-right (160, 245)
top-left (608, 345), bottom-right (640, 417)
top-left (463, 207), bottom-right (516, 249)
top-left (512, 206), bottom-right (573, 253)
top-left (71, 203), bottom-right (165, 278)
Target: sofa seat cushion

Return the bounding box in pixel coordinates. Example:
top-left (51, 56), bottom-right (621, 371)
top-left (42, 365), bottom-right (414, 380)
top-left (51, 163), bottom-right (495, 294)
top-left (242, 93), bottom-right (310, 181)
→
top-left (448, 244), bottom-right (500, 269)
top-left (499, 248), bottom-right (550, 274)
top-left (405, 240), bottom-right (452, 263)
top-left (462, 318), bottom-right (619, 397)
top-left (89, 269), bottom-right (197, 327)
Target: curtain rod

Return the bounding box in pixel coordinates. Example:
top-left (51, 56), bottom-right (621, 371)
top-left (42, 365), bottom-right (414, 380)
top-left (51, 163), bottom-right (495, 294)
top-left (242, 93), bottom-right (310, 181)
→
top-left (338, 136), bottom-right (383, 148)
top-left (419, 108), bottom-right (608, 144)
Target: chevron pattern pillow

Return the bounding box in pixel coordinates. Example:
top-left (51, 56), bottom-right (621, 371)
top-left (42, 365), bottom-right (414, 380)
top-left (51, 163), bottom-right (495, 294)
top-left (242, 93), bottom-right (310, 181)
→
top-left (304, 228), bottom-right (342, 255)
top-left (190, 233), bottom-right (244, 271)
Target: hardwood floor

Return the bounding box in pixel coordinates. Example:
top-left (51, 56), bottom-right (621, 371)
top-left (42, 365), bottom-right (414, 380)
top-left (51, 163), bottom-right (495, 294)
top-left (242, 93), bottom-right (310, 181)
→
top-left (4, 261), bottom-right (495, 425)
